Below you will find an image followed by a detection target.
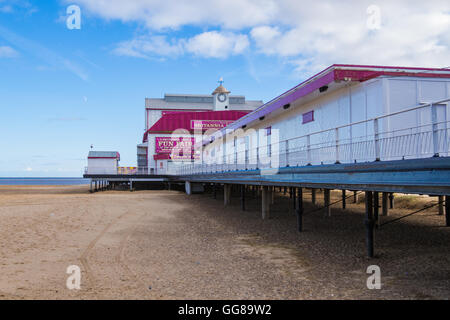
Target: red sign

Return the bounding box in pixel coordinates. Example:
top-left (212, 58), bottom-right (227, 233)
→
top-left (302, 110), bottom-right (314, 124)
top-left (190, 120), bottom-right (234, 130)
top-left (155, 137), bottom-right (195, 153)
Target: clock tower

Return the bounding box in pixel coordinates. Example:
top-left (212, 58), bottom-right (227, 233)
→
top-left (212, 77), bottom-right (231, 111)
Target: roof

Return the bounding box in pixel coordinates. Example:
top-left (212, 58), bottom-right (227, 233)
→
top-left (145, 97), bottom-right (262, 110)
top-left (212, 85), bottom-right (231, 95)
top-left (88, 151), bottom-right (120, 159)
top-left (143, 110), bottom-right (249, 142)
top-left (203, 64), bottom-right (450, 145)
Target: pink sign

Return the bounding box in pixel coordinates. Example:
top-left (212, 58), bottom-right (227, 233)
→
top-left (155, 137), bottom-right (195, 153)
top-left (190, 120), bottom-right (234, 130)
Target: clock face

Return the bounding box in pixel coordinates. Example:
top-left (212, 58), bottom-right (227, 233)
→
top-left (217, 93), bottom-right (227, 103)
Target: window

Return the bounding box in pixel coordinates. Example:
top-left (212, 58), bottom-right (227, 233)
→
top-left (302, 110), bottom-right (314, 124)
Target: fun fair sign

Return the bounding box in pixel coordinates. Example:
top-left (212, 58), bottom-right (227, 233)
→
top-left (155, 137), bottom-right (195, 153)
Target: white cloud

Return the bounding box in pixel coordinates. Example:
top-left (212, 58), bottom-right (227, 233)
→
top-left (68, 0), bottom-right (278, 30)
top-left (113, 31), bottom-right (249, 59)
top-left (185, 31), bottom-right (249, 58)
top-left (113, 35), bottom-right (184, 58)
top-left (73, 0), bottom-right (449, 74)
top-left (0, 25), bottom-right (88, 80)
top-left (0, 45), bottom-right (18, 57)
top-left (0, 5), bottom-right (13, 13)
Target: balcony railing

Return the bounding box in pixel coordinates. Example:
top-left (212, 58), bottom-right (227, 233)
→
top-left (173, 98), bottom-right (450, 175)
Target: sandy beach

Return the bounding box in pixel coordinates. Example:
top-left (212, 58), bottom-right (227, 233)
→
top-left (0, 185), bottom-right (448, 300)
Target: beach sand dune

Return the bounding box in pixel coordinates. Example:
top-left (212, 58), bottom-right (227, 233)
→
top-left (0, 185), bottom-right (448, 300)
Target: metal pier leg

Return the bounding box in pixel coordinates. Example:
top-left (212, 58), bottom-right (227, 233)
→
top-left (382, 192), bottom-right (389, 216)
top-left (293, 186), bottom-right (297, 211)
top-left (271, 187), bottom-right (275, 205)
top-left (284, 186), bottom-right (287, 195)
top-left (94, 180), bottom-right (97, 192)
top-left (224, 184), bottom-right (231, 206)
top-left (353, 191), bottom-right (358, 203)
top-left (241, 185), bottom-right (245, 211)
top-left (296, 188), bottom-right (303, 232)
top-left (213, 184), bottom-right (217, 199)
top-left (290, 187), bottom-right (293, 199)
top-left (311, 188), bottom-right (316, 205)
top-left (374, 192), bottom-right (379, 228)
top-left (262, 186), bottom-right (270, 220)
top-left (129, 180), bottom-right (133, 192)
top-left (438, 196), bottom-right (444, 215)
top-left (365, 191), bottom-right (375, 258)
top-left (446, 196), bottom-right (450, 227)
top-left (389, 193), bottom-right (395, 209)
top-left (324, 189), bottom-right (331, 217)
top-left (342, 190), bottom-right (346, 209)
top-left (90, 180), bottom-right (93, 193)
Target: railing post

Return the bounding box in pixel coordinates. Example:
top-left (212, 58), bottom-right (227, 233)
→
top-left (306, 135), bottom-right (311, 165)
top-left (374, 118), bottom-right (380, 161)
top-left (256, 146), bottom-right (259, 169)
top-left (285, 140), bottom-right (289, 167)
top-left (335, 128), bottom-right (340, 164)
top-left (245, 150), bottom-right (248, 170)
top-left (234, 147), bottom-right (238, 171)
top-left (431, 103), bottom-right (439, 157)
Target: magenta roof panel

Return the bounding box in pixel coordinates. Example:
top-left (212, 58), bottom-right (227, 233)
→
top-left (143, 110), bottom-right (250, 142)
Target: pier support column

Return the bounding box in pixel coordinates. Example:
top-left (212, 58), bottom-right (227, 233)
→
top-left (311, 188), bottom-right (316, 205)
top-left (213, 184), bottom-right (217, 199)
top-left (438, 196), bottom-right (444, 215)
top-left (292, 186), bottom-right (297, 211)
top-left (94, 180), bottom-right (97, 192)
top-left (296, 188), bottom-right (303, 232)
top-left (389, 193), bottom-right (395, 209)
top-left (224, 184), bottom-right (232, 206)
top-left (382, 192), bottom-right (389, 216)
top-left (374, 192), bottom-right (379, 228)
top-left (324, 189), bottom-right (331, 217)
top-left (342, 190), bottom-right (346, 209)
top-left (446, 196), bottom-right (450, 227)
top-left (89, 180), bottom-right (93, 193)
top-left (129, 180), bottom-right (133, 192)
top-left (353, 191), bottom-right (358, 203)
top-left (284, 186), bottom-right (287, 195)
top-left (365, 191), bottom-right (375, 258)
top-left (271, 187), bottom-right (275, 205)
top-left (240, 185), bottom-right (246, 211)
top-left (262, 186), bottom-right (270, 220)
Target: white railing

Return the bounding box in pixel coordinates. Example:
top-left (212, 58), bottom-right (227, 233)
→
top-left (84, 167), bottom-right (150, 175)
top-left (173, 98), bottom-right (450, 175)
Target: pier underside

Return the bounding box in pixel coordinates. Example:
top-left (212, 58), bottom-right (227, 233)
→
top-left (84, 157), bottom-right (450, 258)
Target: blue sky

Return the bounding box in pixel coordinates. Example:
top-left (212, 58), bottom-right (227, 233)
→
top-left (0, 0), bottom-right (448, 177)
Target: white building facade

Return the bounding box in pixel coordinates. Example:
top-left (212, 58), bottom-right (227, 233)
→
top-left (138, 82), bottom-right (263, 174)
top-left (86, 151), bottom-right (120, 175)
top-left (192, 65), bottom-right (450, 173)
